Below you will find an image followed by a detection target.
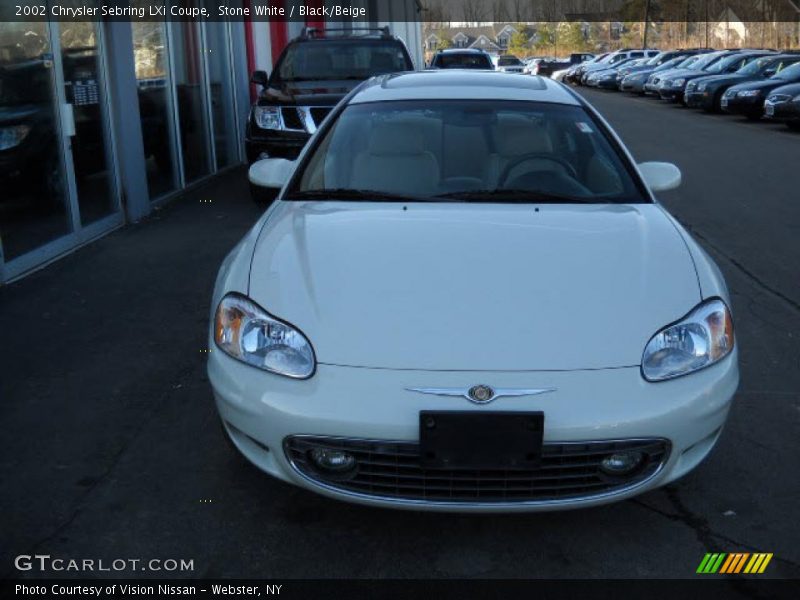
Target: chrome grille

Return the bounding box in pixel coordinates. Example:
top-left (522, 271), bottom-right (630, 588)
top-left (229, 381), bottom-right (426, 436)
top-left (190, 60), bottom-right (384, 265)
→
top-left (767, 94), bottom-right (791, 104)
top-left (309, 107), bottom-right (332, 127)
top-left (280, 107), bottom-right (305, 131)
top-left (285, 436), bottom-right (670, 505)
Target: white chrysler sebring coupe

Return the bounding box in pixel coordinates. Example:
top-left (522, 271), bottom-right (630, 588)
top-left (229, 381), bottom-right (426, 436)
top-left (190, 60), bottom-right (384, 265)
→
top-left (208, 71), bottom-right (738, 511)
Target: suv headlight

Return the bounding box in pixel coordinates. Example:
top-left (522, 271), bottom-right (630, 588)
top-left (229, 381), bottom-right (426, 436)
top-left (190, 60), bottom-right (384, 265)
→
top-left (642, 298), bottom-right (734, 382)
top-left (214, 294), bottom-right (315, 379)
top-left (737, 90), bottom-right (761, 97)
top-left (697, 82), bottom-right (707, 91)
top-left (672, 78), bottom-right (686, 87)
top-left (0, 124), bottom-right (31, 151)
top-left (253, 106), bottom-right (282, 130)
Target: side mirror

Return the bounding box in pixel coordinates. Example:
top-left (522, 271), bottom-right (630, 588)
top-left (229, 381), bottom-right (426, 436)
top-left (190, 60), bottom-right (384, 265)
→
top-left (250, 70), bottom-right (268, 87)
top-left (763, 69), bottom-right (776, 78)
top-left (638, 161), bottom-right (682, 192)
top-left (248, 158), bottom-right (294, 206)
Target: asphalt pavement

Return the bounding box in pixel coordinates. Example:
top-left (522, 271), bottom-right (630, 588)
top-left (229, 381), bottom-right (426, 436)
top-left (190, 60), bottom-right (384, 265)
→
top-left (1, 88), bottom-right (799, 583)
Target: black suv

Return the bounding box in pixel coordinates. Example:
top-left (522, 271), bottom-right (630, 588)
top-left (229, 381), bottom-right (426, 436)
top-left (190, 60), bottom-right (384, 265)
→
top-left (245, 27), bottom-right (414, 163)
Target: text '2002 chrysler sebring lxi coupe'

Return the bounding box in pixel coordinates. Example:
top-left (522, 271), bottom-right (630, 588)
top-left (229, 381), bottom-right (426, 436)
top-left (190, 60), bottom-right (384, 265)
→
top-left (209, 71), bottom-right (738, 512)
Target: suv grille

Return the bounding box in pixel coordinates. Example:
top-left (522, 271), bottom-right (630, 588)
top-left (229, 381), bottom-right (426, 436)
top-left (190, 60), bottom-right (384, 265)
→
top-left (280, 106), bottom-right (333, 132)
top-left (280, 107), bottom-right (305, 131)
top-left (285, 436), bottom-right (669, 505)
top-left (310, 107), bottom-right (332, 127)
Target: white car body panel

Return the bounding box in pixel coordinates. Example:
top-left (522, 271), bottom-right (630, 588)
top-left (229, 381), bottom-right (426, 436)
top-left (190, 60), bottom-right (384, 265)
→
top-left (247, 201), bottom-right (700, 371)
top-left (210, 71), bottom-right (738, 511)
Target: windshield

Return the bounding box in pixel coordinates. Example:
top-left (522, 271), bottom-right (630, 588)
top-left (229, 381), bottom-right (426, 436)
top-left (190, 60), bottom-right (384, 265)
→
top-left (703, 54), bottom-right (744, 74)
top-left (276, 41), bottom-right (410, 82)
top-left (737, 56), bottom-right (776, 76)
top-left (433, 53), bottom-right (493, 69)
top-left (691, 52), bottom-right (724, 70)
top-left (288, 100), bottom-right (648, 204)
top-left (655, 57), bottom-right (685, 71)
top-left (498, 56), bottom-right (523, 66)
top-left (775, 61), bottom-right (800, 80)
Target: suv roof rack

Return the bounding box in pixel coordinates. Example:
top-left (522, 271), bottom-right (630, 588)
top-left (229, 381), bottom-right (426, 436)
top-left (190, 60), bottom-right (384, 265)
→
top-left (300, 26), bottom-right (391, 40)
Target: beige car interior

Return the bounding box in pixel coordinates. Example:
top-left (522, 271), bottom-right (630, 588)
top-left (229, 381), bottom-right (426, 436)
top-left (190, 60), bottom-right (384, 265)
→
top-left (324, 111), bottom-right (623, 197)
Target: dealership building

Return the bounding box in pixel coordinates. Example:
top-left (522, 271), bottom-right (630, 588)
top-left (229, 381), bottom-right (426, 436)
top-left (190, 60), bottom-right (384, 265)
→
top-left (0, 3), bottom-right (422, 283)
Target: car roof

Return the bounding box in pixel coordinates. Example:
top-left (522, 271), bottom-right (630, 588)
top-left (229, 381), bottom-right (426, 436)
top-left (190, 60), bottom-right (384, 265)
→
top-left (350, 71), bottom-right (581, 105)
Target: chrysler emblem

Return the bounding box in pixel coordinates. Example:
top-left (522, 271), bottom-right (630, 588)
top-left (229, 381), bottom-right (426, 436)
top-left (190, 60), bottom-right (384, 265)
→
top-left (468, 385), bottom-right (494, 404)
top-left (406, 386), bottom-right (556, 404)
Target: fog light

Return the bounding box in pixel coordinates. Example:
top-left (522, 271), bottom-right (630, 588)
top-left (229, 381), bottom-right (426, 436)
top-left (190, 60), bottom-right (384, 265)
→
top-left (308, 448), bottom-right (356, 473)
top-left (600, 451), bottom-right (644, 475)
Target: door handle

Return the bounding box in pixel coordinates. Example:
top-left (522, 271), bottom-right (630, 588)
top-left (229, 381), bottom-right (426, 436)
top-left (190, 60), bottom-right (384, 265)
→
top-left (60, 103), bottom-right (76, 137)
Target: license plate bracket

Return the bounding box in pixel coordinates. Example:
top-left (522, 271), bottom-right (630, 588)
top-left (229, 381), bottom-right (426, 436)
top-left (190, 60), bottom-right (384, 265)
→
top-left (419, 411), bottom-right (544, 470)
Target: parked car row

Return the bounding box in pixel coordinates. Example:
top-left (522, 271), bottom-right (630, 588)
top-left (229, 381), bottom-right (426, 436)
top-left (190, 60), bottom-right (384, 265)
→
top-left (559, 47), bottom-right (800, 130)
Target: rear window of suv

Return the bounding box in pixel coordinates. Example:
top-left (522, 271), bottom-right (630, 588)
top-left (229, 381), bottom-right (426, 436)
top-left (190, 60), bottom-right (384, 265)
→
top-left (276, 40), bottom-right (412, 82)
top-left (432, 53), bottom-right (493, 69)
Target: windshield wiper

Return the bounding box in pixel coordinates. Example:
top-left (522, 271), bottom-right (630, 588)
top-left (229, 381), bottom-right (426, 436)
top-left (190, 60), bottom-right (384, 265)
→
top-left (285, 188), bottom-right (436, 202)
top-left (435, 189), bottom-right (594, 203)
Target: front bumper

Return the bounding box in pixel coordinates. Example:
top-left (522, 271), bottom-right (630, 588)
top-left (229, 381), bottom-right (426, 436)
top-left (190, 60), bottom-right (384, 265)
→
top-left (764, 99), bottom-right (800, 122)
top-left (245, 130), bottom-right (309, 163)
top-left (721, 95), bottom-right (763, 116)
top-left (621, 78), bottom-right (647, 93)
top-left (596, 78), bottom-right (621, 90)
top-left (209, 349), bottom-right (739, 512)
top-left (684, 90), bottom-right (713, 109)
top-left (658, 86), bottom-right (685, 102)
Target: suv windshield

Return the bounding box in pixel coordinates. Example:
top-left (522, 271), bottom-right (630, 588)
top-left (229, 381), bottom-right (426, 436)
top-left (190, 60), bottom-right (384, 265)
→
top-left (433, 53), bottom-right (493, 69)
top-left (288, 100), bottom-right (647, 204)
top-left (276, 40), bottom-right (410, 82)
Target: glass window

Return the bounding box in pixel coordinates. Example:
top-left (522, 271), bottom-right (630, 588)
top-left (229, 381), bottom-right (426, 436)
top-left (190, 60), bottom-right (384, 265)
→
top-left (289, 100), bottom-right (647, 204)
top-left (205, 22), bottom-right (238, 169)
top-left (132, 21), bottom-right (177, 198)
top-left (171, 19), bottom-right (211, 183)
top-left (432, 53), bottom-right (493, 69)
top-left (60, 21), bottom-right (117, 225)
top-left (276, 41), bottom-right (412, 82)
top-left (0, 22), bottom-right (72, 259)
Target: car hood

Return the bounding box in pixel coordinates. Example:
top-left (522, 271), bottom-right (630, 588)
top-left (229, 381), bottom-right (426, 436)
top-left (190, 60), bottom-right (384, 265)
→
top-left (248, 202), bottom-right (700, 371)
top-left (769, 82), bottom-right (800, 96)
top-left (729, 78), bottom-right (793, 93)
top-left (694, 74), bottom-right (754, 87)
top-left (260, 79), bottom-right (361, 106)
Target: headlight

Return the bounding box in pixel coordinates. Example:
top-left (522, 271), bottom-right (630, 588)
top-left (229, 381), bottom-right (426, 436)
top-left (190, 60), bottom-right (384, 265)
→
top-left (642, 298), bottom-right (734, 382)
top-left (0, 124), bottom-right (31, 151)
top-left (214, 294), bottom-right (315, 379)
top-left (253, 106), bottom-right (281, 130)
top-left (697, 82), bottom-right (707, 91)
top-left (794, 94), bottom-right (800, 102)
top-left (737, 90), bottom-right (761, 97)
top-left (672, 78), bottom-right (686, 87)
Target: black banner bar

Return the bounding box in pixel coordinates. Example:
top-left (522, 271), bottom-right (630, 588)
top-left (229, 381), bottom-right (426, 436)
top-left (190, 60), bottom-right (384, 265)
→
top-left (4, 579), bottom-right (800, 600)
top-left (1, 1), bottom-right (800, 23)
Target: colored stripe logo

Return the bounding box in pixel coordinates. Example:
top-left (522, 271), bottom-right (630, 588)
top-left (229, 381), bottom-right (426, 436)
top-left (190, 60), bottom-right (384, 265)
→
top-left (697, 552), bottom-right (773, 574)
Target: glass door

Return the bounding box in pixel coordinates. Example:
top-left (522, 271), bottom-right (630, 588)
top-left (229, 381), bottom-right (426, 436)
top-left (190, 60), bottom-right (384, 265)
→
top-left (59, 21), bottom-right (120, 226)
top-left (0, 21), bottom-right (73, 263)
top-left (1, 13), bottom-right (122, 282)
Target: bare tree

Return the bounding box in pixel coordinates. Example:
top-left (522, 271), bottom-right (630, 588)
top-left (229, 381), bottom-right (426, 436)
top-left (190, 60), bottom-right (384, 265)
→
top-left (462, 0), bottom-right (489, 24)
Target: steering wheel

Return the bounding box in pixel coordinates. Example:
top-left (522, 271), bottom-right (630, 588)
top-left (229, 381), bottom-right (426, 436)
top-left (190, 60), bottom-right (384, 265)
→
top-left (498, 153), bottom-right (578, 188)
